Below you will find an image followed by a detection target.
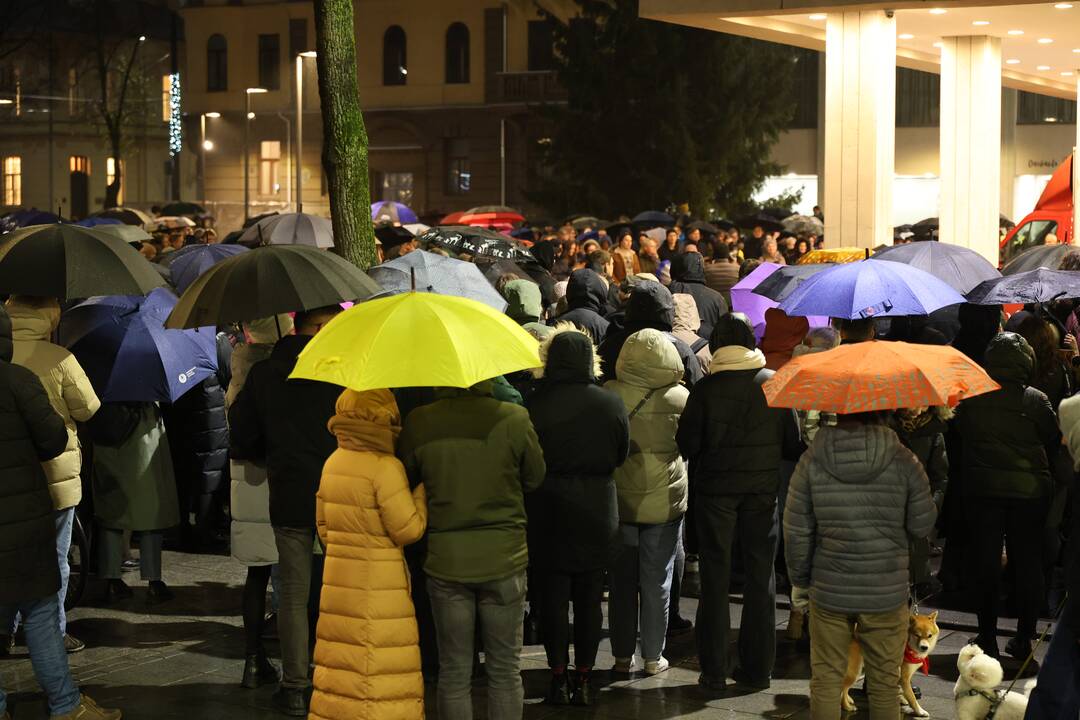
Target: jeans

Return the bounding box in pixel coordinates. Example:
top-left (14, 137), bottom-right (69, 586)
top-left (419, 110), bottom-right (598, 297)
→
top-left (809, 601), bottom-right (908, 720)
top-left (1026, 598), bottom-right (1080, 719)
top-left (428, 572), bottom-right (527, 720)
top-left (273, 526), bottom-right (315, 689)
top-left (10, 509), bottom-right (74, 637)
top-left (0, 596), bottom-right (81, 716)
top-left (539, 569), bottom-right (604, 670)
top-left (608, 517), bottom-right (682, 662)
top-left (98, 528), bottom-right (162, 581)
top-left (695, 494), bottom-right (778, 682)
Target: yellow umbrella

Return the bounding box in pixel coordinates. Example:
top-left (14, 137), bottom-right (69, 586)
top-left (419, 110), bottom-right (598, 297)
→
top-left (797, 247), bottom-right (870, 265)
top-left (289, 291), bottom-right (541, 390)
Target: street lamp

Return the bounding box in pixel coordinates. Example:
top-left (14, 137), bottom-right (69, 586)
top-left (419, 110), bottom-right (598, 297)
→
top-left (199, 112), bottom-right (220, 204)
top-left (244, 88), bottom-right (268, 221)
top-left (295, 51), bottom-right (317, 213)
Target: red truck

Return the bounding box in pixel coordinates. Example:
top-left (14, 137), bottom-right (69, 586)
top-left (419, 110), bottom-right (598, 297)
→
top-left (999, 153), bottom-right (1074, 266)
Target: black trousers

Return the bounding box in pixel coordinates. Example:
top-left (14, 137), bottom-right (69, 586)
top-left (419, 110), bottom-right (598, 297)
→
top-left (539, 568), bottom-right (605, 670)
top-left (967, 496), bottom-right (1047, 642)
top-left (695, 493), bottom-right (778, 682)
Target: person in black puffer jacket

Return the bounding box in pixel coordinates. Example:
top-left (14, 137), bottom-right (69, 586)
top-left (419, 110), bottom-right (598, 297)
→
top-left (558, 269), bottom-right (611, 344)
top-left (955, 331), bottom-right (1060, 660)
top-left (668, 253), bottom-right (730, 341)
top-left (163, 372), bottom-right (229, 550)
top-left (599, 281), bottom-right (704, 387)
top-left (526, 325), bottom-right (629, 706)
top-left (676, 314), bottom-right (800, 691)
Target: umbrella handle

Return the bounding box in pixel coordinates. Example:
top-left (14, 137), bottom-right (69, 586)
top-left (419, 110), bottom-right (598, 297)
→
top-left (411, 267), bottom-right (416, 291)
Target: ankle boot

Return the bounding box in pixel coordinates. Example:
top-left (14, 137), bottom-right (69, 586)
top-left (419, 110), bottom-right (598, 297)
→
top-left (546, 672), bottom-right (571, 705)
top-left (241, 651), bottom-right (281, 689)
top-left (571, 671), bottom-right (592, 706)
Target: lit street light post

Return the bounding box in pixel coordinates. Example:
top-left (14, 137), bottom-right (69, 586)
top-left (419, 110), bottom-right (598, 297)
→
top-left (244, 87), bottom-right (268, 221)
top-left (295, 51), bottom-right (316, 213)
top-left (199, 112), bottom-right (219, 205)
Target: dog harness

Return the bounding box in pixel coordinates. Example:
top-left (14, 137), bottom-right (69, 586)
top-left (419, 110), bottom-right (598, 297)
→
top-left (903, 646), bottom-right (930, 675)
top-left (963, 688), bottom-right (1005, 719)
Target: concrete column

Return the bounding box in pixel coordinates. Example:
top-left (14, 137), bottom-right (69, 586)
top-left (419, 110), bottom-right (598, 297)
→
top-left (1074, 77), bottom-right (1080, 245)
top-left (815, 51), bottom-right (826, 208)
top-left (939, 36), bottom-right (1001, 262)
top-left (823, 11), bottom-right (896, 249)
top-left (1000, 88), bottom-right (1017, 222)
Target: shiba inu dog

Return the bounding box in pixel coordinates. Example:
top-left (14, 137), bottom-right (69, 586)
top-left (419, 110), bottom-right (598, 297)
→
top-left (840, 610), bottom-right (940, 715)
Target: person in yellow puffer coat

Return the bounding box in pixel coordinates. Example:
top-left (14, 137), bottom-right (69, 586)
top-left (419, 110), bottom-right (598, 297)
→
top-left (310, 389), bottom-right (427, 720)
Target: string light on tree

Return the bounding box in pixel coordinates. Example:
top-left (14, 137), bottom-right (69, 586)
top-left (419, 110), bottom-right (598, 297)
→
top-left (168, 73), bottom-right (182, 156)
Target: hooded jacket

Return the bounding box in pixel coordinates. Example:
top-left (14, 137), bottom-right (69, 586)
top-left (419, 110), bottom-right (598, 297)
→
top-left (604, 329), bottom-right (689, 525)
top-left (229, 334), bottom-right (342, 528)
top-left (526, 327), bottom-right (629, 572)
top-left (955, 332), bottom-right (1060, 499)
top-left (163, 372), bottom-right (229, 497)
top-left (6, 297), bottom-right (100, 510)
top-left (310, 389), bottom-right (427, 720)
top-left (502, 278), bottom-right (553, 340)
top-left (668, 253), bottom-right (730, 340)
top-left (559, 269), bottom-right (611, 343)
top-left (671, 294), bottom-right (712, 375)
top-left (398, 380), bottom-right (545, 583)
top-left (598, 282), bottom-right (704, 386)
top-left (783, 422), bottom-right (937, 614)
top-left (0, 303), bottom-right (69, 604)
top-left (758, 308), bottom-right (809, 371)
top-left (677, 345), bottom-right (799, 496)
top-left (704, 259), bottom-right (740, 306)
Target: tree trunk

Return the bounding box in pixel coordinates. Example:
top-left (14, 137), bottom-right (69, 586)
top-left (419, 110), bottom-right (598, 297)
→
top-left (313, 0), bottom-right (376, 269)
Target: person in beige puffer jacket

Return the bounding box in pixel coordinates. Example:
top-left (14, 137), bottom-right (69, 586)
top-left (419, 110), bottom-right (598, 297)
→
top-left (4, 296), bottom-right (100, 652)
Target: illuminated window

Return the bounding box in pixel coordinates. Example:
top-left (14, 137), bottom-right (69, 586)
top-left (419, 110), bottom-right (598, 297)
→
top-left (69, 155), bottom-right (90, 174)
top-left (259, 140), bottom-right (280, 195)
top-left (162, 75), bottom-right (171, 122)
top-left (2, 156), bottom-right (21, 205)
top-left (107, 157), bottom-right (123, 205)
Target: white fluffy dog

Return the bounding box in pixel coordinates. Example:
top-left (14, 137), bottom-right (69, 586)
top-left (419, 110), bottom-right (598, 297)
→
top-left (954, 644), bottom-right (1033, 720)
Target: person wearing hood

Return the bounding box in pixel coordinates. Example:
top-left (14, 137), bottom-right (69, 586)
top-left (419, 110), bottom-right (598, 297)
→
top-left (0, 304), bottom-right (122, 720)
top-left (1005, 310), bottom-right (1074, 410)
top-left (759, 308), bottom-right (809, 371)
top-left (604, 329), bottom-right (690, 677)
top-left (671, 294), bottom-right (712, 376)
top-left (309, 389), bottom-right (427, 720)
top-left (784, 411), bottom-right (936, 718)
top-left (558, 269), bottom-right (611, 344)
top-left (955, 332), bottom-right (1060, 660)
top-left (598, 282), bottom-right (704, 387)
top-left (226, 314), bottom-right (293, 690)
top-left (398, 377), bottom-right (545, 720)
top-left (526, 326), bottom-right (629, 706)
top-left (668, 253), bottom-right (729, 341)
top-left (677, 314), bottom-right (800, 692)
top-left (3, 296), bottom-right (100, 654)
top-left (229, 306), bottom-right (344, 717)
top-left (502, 278), bottom-right (554, 341)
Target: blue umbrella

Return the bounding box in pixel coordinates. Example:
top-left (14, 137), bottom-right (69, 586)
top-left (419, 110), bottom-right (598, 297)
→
top-left (73, 216), bottom-right (123, 228)
top-left (371, 201), bottom-right (418, 225)
top-left (367, 251), bottom-right (508, 312)
top-left (966, 268), bottom-right (1080, 305)
top-left (6, 209), bottom-right (65, 228)
top-left (631, 210), bottom-right (675, 227)
top-left (873, 241), bottom-right (1001, 294)
top-left (166, 243), bottom-right (249, 293)
top-left (57, 287), bottom-right (218, 403)
top-left (779, 259), bottom-right (966, 319)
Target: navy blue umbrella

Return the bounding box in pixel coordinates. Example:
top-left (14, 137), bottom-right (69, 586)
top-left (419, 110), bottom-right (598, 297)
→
top-left (166, 243), bottom-right (249, 293)
top-left (631, 210), bottom-right (675, 228)
top-left (73, 216), bottom-right (123, 228)
top-left (58, 287), bottom-right (218, 403)
top-left (873, 241), bottom-right (1000, 294)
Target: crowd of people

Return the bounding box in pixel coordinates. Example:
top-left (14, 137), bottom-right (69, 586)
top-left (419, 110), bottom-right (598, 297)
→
top-left (3, 210), bottom-right (1080, 720)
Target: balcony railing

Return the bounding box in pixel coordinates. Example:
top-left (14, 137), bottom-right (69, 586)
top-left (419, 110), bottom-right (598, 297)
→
top-left (489, 70), bottom-right (565, 105)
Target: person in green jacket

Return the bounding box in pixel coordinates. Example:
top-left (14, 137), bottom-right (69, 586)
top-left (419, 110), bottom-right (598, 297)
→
top-left (398, 378), bottom-right (545, 720)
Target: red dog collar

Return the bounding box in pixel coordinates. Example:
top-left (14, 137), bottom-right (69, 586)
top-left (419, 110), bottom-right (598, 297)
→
top-left (904, 645), bottom-right (930, 675)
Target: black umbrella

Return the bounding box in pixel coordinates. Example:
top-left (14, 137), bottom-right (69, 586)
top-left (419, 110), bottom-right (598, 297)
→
top-left (760, 206), bottom-right (794, 221)
top-left (89, 207), bottom-right (152, 226)
top-left (0, 224), bottom-right (166, 300)
top-left (714, 218), bottom-right (736, 232)
top-left (159, 201), bottom-right (206, 217)
top-left (966, 268), bottom-right (1080, 305)
top-left (631, 211), bottom-right (675, 228)
top-left (473, 258), bottom-right (534, 285)
top-left (419, 226), bottom-right (535, 263)
top-left (736, 212), bottom-right (784, 234)
top-left (568, 215), bottom-right (605, 231)
top-left (165, 244), bottom-right (382, 329)
top-left (242, 210), bottom-right (279, 230)
top-left (687, 220), bottom-right (720, 235)
top-left (1002, 244), bottom-right (1072, 276)
top-left (751, 263), bottom-right (832, 301)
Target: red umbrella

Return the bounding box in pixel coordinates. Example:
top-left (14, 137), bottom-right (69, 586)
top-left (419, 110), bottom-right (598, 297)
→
top-left (456, 211), bottom-right (526, 227)
top-left (440, 211), bottom-right (466, 225)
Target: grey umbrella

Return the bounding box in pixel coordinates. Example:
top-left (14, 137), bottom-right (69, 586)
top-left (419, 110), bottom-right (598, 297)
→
top-left (782, 214), bottom-right (824, 236)
top-left (367, 251), bottom-right (508, 312)
top-left (237, 212), bottom-right (335, 248)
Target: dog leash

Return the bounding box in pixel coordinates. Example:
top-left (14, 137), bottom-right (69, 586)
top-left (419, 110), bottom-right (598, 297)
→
top-left (1000, 592), bottom-right (1067, 698)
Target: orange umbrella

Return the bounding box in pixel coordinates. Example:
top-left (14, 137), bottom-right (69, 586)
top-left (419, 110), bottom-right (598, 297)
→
top-left (763, 340), bottom-right (999, 413)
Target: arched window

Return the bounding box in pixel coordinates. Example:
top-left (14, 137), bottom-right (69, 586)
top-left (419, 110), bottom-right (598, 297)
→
top-left (383, 26), bottom-right (407, 86)
top-left (445, 22), bottom-right (469, 84)
top-left (207, 34), bottom-right (227, 92)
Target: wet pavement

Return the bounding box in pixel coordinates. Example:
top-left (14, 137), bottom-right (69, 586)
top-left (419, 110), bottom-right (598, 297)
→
top-left (0, 551), bottom-right (1049, 719)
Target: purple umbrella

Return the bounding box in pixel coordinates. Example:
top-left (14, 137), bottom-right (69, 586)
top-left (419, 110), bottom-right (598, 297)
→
top-left (371, 201), bottom-right (418, 225)
top-left (57, 287), bottom-right (218, 403)
top-left (166, 243), bottom-right (249, 293)
top-left (779, 259), bottom-right (966, 319)
top-left (731, 262), bottom-right (829, 341)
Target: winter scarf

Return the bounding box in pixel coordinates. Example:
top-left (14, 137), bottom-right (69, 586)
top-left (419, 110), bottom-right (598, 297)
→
top-left (708, 346), bottom-right (767, 374)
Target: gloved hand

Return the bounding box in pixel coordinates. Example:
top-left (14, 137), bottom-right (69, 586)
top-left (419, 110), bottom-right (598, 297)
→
top-left (791, 586), bottom-right (811, 611)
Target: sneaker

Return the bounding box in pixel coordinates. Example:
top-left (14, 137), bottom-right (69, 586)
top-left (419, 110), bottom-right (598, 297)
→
top-left (612, 656), bottom-right (634, 675)
top-left (53, 695), bottom-right (122, 720)
top-left (1005, 635), bottom-right (1033, 661)
top-left (120, 558), bottom-right (139, 572)
top-left (64, 634), bottom-right (86, 654)
top-left (644, 657), bottom-right (670, 676)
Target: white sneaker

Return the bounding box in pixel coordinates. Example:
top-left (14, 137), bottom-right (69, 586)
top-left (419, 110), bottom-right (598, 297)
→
top-left (613, 656), bottom-right (634, 674)
top-left (644, 657), bottom-right (670, 675)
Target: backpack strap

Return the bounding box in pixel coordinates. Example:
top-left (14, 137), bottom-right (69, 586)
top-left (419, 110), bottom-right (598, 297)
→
top-left (628, 388), bottom-right (657, 421)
